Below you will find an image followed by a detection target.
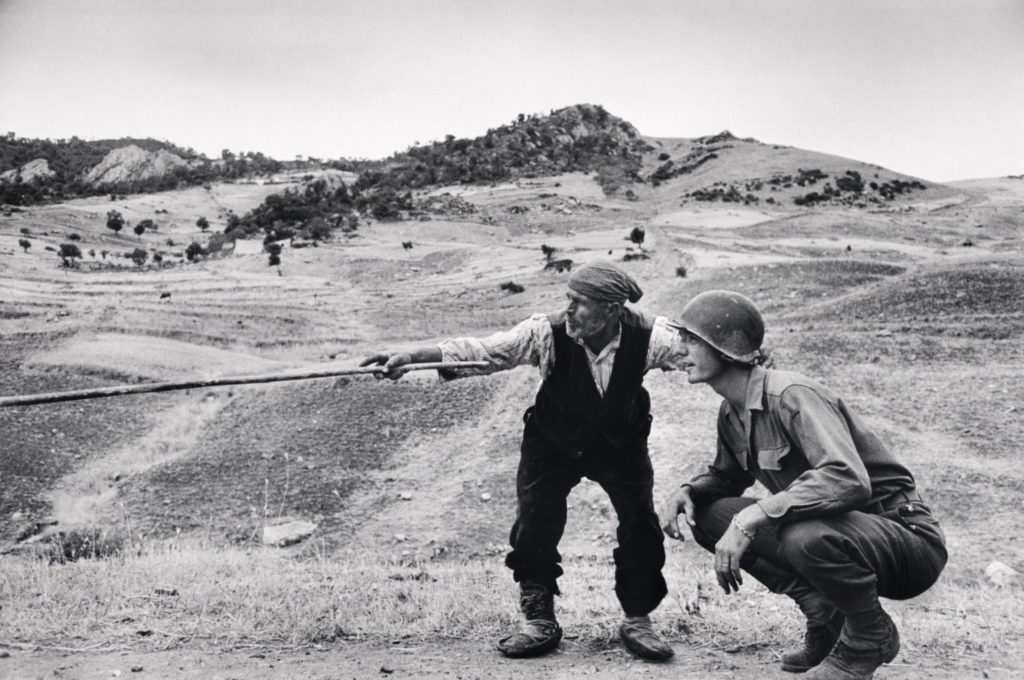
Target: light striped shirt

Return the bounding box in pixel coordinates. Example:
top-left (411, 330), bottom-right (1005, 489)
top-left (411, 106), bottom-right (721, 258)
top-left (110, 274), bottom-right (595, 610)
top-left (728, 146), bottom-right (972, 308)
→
top-left (438, 313), bottom-right (686, 395)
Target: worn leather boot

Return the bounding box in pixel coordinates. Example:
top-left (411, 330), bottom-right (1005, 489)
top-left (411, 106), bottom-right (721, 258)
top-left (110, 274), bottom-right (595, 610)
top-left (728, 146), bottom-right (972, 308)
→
top-left (740, 557), bottom-right (844, 674)
top-left (804, 608), bottom-right (900, 680)
top-left (496, 581), bottom-right (562, 658)
top-left (780, 595), bottom-right (845, 673)
top-left (619, 615), bottom-right (674, 661)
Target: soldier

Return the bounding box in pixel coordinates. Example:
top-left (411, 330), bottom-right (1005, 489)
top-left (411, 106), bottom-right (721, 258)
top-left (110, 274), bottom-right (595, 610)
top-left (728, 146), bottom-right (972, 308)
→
top-left (659, 290), bottom-right (947, 680)
top-left (362, 261), bottom-right (683, 661)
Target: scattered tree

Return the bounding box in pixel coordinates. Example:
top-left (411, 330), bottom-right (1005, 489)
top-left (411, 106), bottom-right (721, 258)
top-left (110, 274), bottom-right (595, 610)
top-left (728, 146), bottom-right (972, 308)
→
top-left (266, 242), bottom-right (282, 272)
top-left (628, 226), bottom-right (645, 250)
top-left (541, 244), bottom-right (556, 261)
top-left (58, 242), bottom-right (82, 268)
top-left (106, 210), bottom-right (125, 235)
top-left (18, 238), bottom-right (30, 253)
top-left (133, 223), bottom-right (147, 239)
top-left (130, 248), bottom-right (148, 267)
top-left (185, 241), bottom-right (205, 262)
top-left (196, 216), bottom-right (210, 232)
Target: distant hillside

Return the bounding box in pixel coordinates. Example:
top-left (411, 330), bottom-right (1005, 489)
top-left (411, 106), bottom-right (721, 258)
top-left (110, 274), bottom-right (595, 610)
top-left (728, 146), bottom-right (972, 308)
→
top-left (0, 134), bottom-right (199, 182)
top-left (638, 131), bottom-right (939, 209)
top-left (224, 105), bottom-right (947, 247)
top-left (0, 134), bottom-right (286, 205)
top-left (355, 104), bottom-right (650, 195)
top-left (2, 104), bottom-right (946, 237)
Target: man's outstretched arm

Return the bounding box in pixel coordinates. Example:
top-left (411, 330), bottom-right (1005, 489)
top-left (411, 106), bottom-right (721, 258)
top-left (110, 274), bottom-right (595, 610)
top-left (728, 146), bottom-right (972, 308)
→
top-left (362, 314), bottom-right (554, 381)
top-left (360, 347), bottom-right (442, 379)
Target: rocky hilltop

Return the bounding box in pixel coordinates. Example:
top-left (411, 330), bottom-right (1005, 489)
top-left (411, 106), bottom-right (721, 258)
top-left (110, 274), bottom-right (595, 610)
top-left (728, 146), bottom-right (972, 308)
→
top-left (82, 144), bottom-right (191, 184)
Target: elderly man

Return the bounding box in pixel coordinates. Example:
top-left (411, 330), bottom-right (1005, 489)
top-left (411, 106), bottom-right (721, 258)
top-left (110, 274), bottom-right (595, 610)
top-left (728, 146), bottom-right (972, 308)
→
top-left (659, 290), bottom-right (947, 680)
top-left (362, 261), bottom-right (684, 661)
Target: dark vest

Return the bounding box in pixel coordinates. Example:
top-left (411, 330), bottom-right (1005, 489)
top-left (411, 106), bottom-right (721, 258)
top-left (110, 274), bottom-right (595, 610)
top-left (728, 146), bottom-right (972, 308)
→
top-left (529, 308), bottom-right (653, 452)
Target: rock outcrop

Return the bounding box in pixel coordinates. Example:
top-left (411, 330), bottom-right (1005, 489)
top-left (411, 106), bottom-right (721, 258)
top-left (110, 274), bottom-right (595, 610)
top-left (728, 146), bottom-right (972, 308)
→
top-left (0, 158), bottom-right (56, 183)
top-left (83, 144), bottom-right (188, 184)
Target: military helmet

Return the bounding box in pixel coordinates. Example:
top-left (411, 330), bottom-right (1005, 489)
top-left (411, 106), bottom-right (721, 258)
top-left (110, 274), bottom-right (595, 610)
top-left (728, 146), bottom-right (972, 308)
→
top-left (679, 290), bottom-right (764, 363)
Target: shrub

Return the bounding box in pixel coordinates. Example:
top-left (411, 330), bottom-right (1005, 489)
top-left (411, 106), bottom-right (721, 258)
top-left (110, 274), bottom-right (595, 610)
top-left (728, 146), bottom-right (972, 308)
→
top-left (44, 528), bottom-right (126, 563)
top-left (18, 238), bottom-right (30, 252)
top-left (185, 241), bottom-right (205, 262)
top-left (106, 210), bottom-right (124, 234)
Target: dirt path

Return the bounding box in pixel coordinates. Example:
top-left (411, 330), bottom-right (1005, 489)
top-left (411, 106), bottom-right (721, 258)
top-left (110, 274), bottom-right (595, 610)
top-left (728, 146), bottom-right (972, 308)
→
top-left (0, 639), bottom-right (1011, 680)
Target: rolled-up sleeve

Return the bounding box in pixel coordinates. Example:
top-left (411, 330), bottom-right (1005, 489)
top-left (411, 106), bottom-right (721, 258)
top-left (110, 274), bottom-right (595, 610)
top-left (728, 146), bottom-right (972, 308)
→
top-left (647, 316), bottom-right (688, 371)
top-left (438, 314), bottom-right (553, 378)
top-left (756, 386), bottom-right (872, 522)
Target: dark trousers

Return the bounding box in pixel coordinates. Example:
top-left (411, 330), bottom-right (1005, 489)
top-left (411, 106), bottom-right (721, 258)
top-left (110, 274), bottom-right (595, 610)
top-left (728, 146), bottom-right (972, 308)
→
top-left (505, 432), bottom-right (667, 617)
top-left (690, 496), bottom-right (947, 612)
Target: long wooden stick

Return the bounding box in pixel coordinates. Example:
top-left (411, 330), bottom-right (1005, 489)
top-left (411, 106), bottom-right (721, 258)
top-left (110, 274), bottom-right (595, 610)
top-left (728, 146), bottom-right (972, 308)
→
top-left (0, 361), bottom-right (489, 408)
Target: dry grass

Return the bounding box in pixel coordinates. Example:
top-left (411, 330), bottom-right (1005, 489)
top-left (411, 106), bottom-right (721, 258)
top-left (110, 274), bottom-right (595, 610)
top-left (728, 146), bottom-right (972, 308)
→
top-left (1, 540), bottom-right (1021, 671)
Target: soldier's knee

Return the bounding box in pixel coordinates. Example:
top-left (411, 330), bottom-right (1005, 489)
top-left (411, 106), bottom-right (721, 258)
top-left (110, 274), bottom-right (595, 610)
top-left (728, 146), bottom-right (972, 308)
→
top-left (778, 520), bottom-right (832, 564)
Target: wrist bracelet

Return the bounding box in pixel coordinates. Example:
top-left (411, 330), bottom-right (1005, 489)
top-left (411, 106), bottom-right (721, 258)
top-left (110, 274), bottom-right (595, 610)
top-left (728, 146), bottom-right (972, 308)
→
top-left (731, 516), bottom-right (756, 541)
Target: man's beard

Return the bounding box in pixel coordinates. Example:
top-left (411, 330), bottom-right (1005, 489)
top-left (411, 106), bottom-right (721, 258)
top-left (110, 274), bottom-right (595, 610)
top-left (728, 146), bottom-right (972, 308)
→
top-left (565, 318), bottom-right (607, 343)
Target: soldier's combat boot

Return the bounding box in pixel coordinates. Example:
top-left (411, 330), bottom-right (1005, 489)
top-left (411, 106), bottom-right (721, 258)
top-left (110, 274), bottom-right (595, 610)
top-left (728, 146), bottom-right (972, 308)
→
top-left (741, 557), bottom-right (844, 674)
top-left (496, 580), bottom-right (562, 658)
top-left (804, 603), bottom-right (900, 680)
top-left (780, 593), bottom-right (845, 673)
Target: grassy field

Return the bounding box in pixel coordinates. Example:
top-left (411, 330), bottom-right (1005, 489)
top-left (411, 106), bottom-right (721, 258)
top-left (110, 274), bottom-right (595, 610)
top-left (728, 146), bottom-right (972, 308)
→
top-left (0, 164), bottom-right (1022, 678)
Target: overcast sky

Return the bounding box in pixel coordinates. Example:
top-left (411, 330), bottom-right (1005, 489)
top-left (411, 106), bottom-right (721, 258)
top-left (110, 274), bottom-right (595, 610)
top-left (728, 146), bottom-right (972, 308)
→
top-left (1, 0), bottom-right (1021, 182)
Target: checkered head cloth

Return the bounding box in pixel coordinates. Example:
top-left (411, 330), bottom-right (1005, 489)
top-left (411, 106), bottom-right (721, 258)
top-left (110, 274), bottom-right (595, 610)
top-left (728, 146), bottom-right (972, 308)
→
top-left (567, 260), bottom-right (643, 304)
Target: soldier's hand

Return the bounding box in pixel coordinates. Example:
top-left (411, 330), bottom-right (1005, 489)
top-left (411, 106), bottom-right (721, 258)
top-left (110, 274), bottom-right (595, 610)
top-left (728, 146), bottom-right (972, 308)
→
top-left (713, 506), bottom-right (765, 594)
top-left (714, 527), bottom-right (749, 594)
top-left (659, 486), bottom-right (696, 542)
top-left (359, 352), bottom-right (412, 380)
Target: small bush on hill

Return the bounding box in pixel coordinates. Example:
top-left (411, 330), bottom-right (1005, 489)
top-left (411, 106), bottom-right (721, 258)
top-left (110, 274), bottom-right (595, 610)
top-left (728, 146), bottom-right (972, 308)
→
top-left (185, 241), bottom-right (205, 262)
top-left (106, 210), bottom-right (124, 234)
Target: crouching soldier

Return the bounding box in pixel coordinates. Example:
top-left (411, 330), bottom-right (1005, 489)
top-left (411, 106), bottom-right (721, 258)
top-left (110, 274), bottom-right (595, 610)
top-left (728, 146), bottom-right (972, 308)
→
top-left (659, 290), bottom-right (947, 680)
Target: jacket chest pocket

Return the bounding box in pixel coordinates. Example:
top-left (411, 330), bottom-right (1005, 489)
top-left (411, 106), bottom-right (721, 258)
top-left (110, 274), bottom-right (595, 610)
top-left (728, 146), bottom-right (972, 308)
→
top-left (755, 442), bottom-right (790, 471)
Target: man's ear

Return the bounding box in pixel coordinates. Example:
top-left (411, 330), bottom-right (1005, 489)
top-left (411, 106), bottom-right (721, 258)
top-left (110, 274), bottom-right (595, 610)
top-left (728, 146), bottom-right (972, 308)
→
top-left (607, 300), bottom-right (624, 317)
